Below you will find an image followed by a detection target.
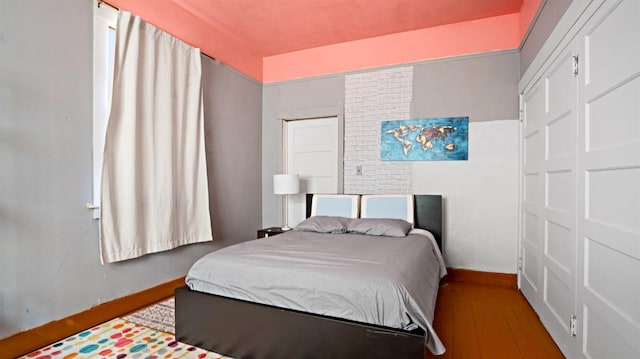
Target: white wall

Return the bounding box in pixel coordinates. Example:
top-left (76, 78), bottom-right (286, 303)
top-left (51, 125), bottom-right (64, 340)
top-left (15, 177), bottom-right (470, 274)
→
top-left (344, 67), bottom-right (413, 194)
top-left (340, 60), bottom-right (519, 273)
top-left (412, 120), bottom-right (519, 273)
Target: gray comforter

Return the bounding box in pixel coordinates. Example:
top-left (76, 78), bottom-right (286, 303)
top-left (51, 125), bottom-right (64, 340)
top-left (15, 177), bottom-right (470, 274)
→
top-left (186, 228), bottom-right (447, 354)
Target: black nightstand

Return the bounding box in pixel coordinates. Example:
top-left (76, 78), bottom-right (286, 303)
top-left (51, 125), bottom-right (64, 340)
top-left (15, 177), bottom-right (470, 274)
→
top-left (257, 227), bottom-right (290, 239)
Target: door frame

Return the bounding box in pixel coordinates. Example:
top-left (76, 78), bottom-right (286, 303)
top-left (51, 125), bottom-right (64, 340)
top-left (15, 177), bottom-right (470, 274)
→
top-left (282, 115), bottom-right (344, 193)
top-left (279, 107), bottom-right (344, 226)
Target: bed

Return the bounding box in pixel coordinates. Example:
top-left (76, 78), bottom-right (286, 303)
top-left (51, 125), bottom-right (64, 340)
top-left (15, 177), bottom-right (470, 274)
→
top-left (176, 194), bottom-right (445, 358)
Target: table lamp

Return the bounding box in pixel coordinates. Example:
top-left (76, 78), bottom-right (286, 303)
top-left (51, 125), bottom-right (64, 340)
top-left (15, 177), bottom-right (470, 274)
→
top-left (273, 173), bottom-right (300, 230)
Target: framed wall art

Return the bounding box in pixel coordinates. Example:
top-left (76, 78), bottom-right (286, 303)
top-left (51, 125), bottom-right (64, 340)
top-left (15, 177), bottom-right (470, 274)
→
top-left (381, 117), bottom-right (468, 161)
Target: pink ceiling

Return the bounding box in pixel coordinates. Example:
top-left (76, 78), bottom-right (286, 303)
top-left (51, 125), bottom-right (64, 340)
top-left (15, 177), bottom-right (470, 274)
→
top-left (107, 0), bottom-right (533, 82)
top-left (173, 0), bottom-right (523, 57)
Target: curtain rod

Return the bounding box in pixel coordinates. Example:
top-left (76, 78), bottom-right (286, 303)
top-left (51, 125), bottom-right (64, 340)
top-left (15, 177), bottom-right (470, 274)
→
top-left (96, 0), bottom-right (219, 63)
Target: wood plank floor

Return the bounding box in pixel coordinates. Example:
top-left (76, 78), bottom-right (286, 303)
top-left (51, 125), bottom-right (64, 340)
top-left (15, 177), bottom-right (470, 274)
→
top-left (426, 281), bottom-right (565, 359)
top-left (2, 274), bottom-right (564, 359)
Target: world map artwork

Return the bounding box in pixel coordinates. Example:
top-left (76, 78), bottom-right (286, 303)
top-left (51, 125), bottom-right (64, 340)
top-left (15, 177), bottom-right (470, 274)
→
top-left (381, 117), bottom-right (469, 161)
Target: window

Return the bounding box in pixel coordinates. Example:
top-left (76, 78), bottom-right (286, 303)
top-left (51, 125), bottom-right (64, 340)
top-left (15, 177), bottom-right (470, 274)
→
top-left (91, 3), bottom-right (117, 218)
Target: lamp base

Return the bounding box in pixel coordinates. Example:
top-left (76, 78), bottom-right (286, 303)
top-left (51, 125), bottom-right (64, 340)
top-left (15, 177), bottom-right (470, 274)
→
top-left (280, 226), bottom-right (292, 231)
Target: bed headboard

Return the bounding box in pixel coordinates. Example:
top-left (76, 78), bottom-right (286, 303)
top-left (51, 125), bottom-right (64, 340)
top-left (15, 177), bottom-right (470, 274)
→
top-left (305, 194), bottom-right (443, 250)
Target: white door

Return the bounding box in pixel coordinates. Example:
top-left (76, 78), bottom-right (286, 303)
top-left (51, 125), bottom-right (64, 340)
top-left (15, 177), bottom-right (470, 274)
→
top-left (576, 1), bottom-right (640, 358)
top-left (521, 76), bottom-right (545, 315)
top-left (521, 44), bottom-right (579, 359)
top-left (286, 116), bottom-right (342, 227)
top-left (539, 46), bottom-right (578, 358)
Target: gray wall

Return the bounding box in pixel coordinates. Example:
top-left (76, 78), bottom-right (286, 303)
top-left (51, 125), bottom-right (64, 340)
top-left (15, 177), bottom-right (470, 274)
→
top-left (202, 59), bottom-right (263, 246)
top-left (0, 0), bottom-right (261, 339)
top-left (263, 51), bottom-right (520, 228)
top-left (520, 0), bottom-right (573, 76)
top-left (262, 76), bottom-right (345, 227)
top-left (413, 52), bottom-right (519, 121)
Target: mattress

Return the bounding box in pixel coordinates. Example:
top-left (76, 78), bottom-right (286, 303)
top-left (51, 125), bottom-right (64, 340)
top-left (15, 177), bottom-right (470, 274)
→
top-left (186, 228), bottom-right (446, 354)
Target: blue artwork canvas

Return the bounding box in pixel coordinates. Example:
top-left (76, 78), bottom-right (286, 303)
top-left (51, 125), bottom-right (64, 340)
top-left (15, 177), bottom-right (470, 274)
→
top-left (381, 117), bottom-right (469, 161)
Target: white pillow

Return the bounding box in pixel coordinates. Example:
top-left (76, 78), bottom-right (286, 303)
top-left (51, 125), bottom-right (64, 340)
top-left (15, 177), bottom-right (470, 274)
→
top-left (311, 194), bottom-right (360, 218)
top-left (360, 194), bottom-right (414, 224)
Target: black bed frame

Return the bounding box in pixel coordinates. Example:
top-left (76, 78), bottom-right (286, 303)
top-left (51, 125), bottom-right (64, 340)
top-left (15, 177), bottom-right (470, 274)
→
top-left (176, 194), bottom-right (442, 359)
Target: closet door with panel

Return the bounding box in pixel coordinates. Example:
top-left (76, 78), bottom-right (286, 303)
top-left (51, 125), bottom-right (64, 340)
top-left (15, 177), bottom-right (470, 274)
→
top-left (540, 45), bottom-right (579, 359)
top-left (521, 43), bottom-right (579, 358)
top-left (520, 1), bottom-right (639, 358)
top-left (521, 74), bottom-right (545, 316)
top-left (576, 0), bottom-right (640, 357)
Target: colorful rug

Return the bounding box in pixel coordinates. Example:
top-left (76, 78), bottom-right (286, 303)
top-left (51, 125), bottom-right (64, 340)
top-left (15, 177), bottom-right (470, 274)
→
top-left (122, 298), bottom-right (175, 334)
top-left (20, 318), bottom-right (231, 359)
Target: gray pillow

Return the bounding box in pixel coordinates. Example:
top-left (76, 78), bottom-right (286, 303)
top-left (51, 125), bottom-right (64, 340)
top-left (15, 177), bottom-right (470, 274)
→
top-left (294, 216), bottom-right (351, 233)
top-left (347, 218), bottom-right (412, 237)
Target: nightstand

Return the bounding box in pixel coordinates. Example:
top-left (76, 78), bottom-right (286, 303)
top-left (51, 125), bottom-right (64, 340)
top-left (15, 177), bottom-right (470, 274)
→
top-left (257, 227), bottom-right (289, 239)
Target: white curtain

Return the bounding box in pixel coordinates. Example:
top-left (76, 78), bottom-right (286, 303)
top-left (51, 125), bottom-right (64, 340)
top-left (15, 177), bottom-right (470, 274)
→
top-left (99, 11), bottom-right (212, 264)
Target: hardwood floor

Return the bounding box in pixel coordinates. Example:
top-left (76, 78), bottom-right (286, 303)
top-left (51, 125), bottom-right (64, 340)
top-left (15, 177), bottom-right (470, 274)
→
top-left (427, 278), bottom-right (564, 359)
top-left (1, 272), bottom-right (563, 359)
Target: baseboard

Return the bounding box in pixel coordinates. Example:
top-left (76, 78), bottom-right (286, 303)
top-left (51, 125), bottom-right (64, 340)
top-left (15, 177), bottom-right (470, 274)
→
top-left (444, 268), bottom-right (517, 289)
top-left (0, 276), bottom-right (185, 358)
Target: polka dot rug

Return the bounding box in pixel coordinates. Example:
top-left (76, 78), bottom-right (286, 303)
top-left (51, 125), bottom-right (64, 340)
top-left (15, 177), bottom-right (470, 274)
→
top-left (19, 318), bottom-right (231, 359)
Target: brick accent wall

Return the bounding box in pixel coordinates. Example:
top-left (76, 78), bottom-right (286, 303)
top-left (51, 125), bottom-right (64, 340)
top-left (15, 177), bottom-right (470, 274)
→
top-left (344, 67), bottom-right (413, 194)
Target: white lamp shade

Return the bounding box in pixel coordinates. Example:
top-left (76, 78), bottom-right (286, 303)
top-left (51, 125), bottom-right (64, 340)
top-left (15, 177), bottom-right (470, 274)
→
top-left (273, 174), bottom-right (299, 195)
